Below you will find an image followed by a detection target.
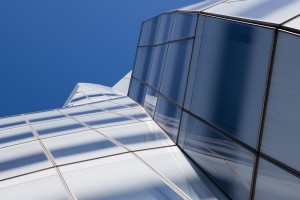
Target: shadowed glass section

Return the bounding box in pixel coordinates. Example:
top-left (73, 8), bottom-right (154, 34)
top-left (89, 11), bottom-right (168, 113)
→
top-left (76, 112), bottom-right (137, 129)
top-left (61, 154), bottom-right (182, 200)
top-left (137, 147), bottom-right (228, 200)
top-left (60, 105), bottom-right (104, 117)
top-left (139, 15), bottom-right (161, 46)
top-left (42, 130), bottom-right (126, 165)
top-left (154, 95), bottom-right (181, 142)
top-left (261, 32), bottom-right (300, 171)
top-left (255, 158), bottom-right (300, 200)
top-left (26, 110), bottom-right (65, 124)
top-left (98, 121), bottom-right (173, 151)
top-left (144, 87), bottom-right (158, 117)
top-left (32, 119), bottom-right (88, 138)
top-left (160, 39), bottom-right (193, 106)
top-left (170, 13), bottom-right (198, 41)
top-left (179, 112), bottom-right (254, 200)
top-left (133, 47), bottom-right (155, 82)
top-left (0, 142), bottom-right (52, 180)
top-left (0, 126), bottom-right (35, 148)
top-left (148, 44), bottom-right (168, 90)
top-left (157, 13), bottom-right (174, 44)
top-left (128, 79), bottom-right (147, 105)
top-left (0, 116), bottom-right (26, 129)
top-left (186, 16), bottom-right (274, 147)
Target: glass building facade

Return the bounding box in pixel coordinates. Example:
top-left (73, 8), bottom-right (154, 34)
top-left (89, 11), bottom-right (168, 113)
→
top-left (1, 0), bottom-right (300, 199)
top-left (128, 0), bottom-right (300, 199)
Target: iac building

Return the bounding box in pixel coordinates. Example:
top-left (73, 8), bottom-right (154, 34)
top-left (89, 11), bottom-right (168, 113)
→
top-left (1, 0), bottom-right (300, 199)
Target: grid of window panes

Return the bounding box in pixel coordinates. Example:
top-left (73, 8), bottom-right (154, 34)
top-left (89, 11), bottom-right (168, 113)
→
top-left (129, 11), bottom-right (300, 199)
top-left (0, 83), bottom-right (230, 200)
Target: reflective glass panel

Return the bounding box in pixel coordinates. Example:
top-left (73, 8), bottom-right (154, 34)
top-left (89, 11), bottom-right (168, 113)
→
top-left (76, 112), bottom-right (138, 129)
top-left (60, 154), bottom-right (182, 200)
top-left (187, 16), bottom-right (274, 147)
top-left (26, 110), bottom-right (65, 124)
top-left (139, 15), bottom-right (161, 46)
top-left (154, 95), bottom-right (181, 142)
top-left (60, 105), bottom-right (104, 117)
top-left (133, 47), bottom-right (155, 82)
top-left (160, 39), bottom-right (193, 106)
top-left (0, 169), bottom-right (69, 200)
top-left (255, 158), bottom-right (300, 200)
top-left (32, 119), bottom-right (88, 138)
top-left (97, 121), bottom-right (173, 151)
top-left (114, 108), bottom-right (151, 121)
top-left (136, 147), bottom-right (228, 200)
top-left (179, 112), bottom-right (254, 200)
top-left (144, 87), bottom-right (158, 117)
top-left (170, 13), bottom-right (197, 41)
top-left (0, 115), bottom-right (26, 129)
top-left (0, 141), bottom-right (52, 181)
top-left (128, 79), bottom-right (147, 105)
top-left (148, 44), bottom-right (168, 90)
top-left (0, 126), bottom-right (35, 149)
top-left (157, 13), bottom-right (174, 44)
top-left (261, 32), bottom-right (300, 171)
top-left (42, 130), bottom-right (126, 165)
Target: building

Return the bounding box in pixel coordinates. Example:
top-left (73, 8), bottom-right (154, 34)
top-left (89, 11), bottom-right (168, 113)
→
top-left (1, 0), bottom-right (300, 199)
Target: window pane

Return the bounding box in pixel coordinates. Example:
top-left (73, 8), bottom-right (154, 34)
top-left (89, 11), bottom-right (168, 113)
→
top-left (160, 39), bottom-right (193, 106)
top-left (97, 121), bottom-right (173, 151)
top-left (179, 112), bottom-right (254, 200)
top-left (139, 15), bottom-right (161, 46)
top-left (136, 147), bottom-right (229, 200)
top-left (128, 79), bottom-right (147, 105)
top-left (261, 32), bottom-right (300, 171)
top-left (148, 44), bottom-right (168, 90)
top-left (132, 47), bottom-right (155, 82)
top-left (26, 110), bottom-right (65, 124)
top-left (60, 154), bottom-right (182, 200)
top-left (154, 95), bottom-right (181, 142)
top-left (170, 13), bottom-right (197, 41)
top-left (157, 13), bottom-right (174, 44)
top-left (144, 87), bottom-right (158, 117)
top-left (0, 115), bottom-right (26, 130)
top-left (187, 16), bottom-right (274, 147)
top-left (0, 126), bottom-right (35, 149)
top-left (255, 158), bottom-right (300, 200)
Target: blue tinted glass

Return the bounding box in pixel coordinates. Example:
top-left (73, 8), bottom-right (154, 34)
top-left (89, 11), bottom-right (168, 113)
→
top-left (144, 87), bottom-right (158, 117)
top-left (179, 112), bottom-right (254, 200)
top-left (139, 16), bottom-right (161, 46)
top-left (187, 16), bottom-right (274, 147)
top-left (160, 39), bottom-right (193, 106)
top-left (154, 95), bottom-right (181, 142)
top-left (255, 158), bottom-right (300, 200)
top-left (170, 13), bottom-right (197, 41)
top-left (261, 32), bottom-right (300, 171)
top-left (133, 47), bottom-right (155, 82)
top-left (128, 79), bottom-right (147, 105)
top-left (148, 44), bottom-right (168, 90)
top-left (157, 13), bottom-right (174, 44)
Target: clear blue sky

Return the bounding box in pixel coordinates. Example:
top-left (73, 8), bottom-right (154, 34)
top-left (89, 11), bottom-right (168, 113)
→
top-left (0, 0), bottom-right (200, 117)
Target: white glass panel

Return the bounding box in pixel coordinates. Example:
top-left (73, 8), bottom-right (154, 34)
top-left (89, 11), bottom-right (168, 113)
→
top-left (0, 169), bottom-right (68, 200)
top-left (60, 153), bottom-right (182, 200)
top-left (32, 119), bottom-right (88, 138)
top-left (76, 112), bottom-right (138, 129)
top-left (0, 141), bottom-right (52, 181)
top-left (204, 0), bottom-right (300, 24)
top-left (26, 110), bottom-right (65, 124)
top-left (97, 121), bottom-right (174, 151)
top-left (42, 130), bottom-right (127, 165)
top-left (114, 108), bottom-right (151, 121)
top-left (178, 0), bottom-right (225, 11)
top-left (89, 101), bottom-right (130, 112)
top-left (136, 147), bottom-right (228, 200)
top-left (0, 115), bottom-right (26, 129)
top-left (0, 126), bottom-right (35, 149)
top-left (283, 16), bottom-right (300, 31)
top-left (60, 105), bottom-right (104, 117)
